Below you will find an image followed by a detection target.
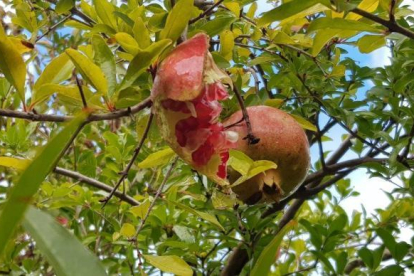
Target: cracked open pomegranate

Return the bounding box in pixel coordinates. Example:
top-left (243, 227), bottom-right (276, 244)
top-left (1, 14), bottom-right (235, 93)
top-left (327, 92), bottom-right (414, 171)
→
top-left (224, 106), bottom-right (310, 204)
top-left (151, 33), bottom-right (236, 185)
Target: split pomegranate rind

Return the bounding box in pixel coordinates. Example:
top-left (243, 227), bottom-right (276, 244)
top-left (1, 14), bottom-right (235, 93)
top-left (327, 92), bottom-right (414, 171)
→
top-left (151, 33), bottom-right (236, 186)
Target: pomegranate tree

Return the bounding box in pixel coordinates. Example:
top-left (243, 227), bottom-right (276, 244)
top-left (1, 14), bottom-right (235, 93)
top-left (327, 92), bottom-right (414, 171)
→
top-left (151, 33), bottom-right (237, 185)
top-left (224, 106), bottom-right (310, 204)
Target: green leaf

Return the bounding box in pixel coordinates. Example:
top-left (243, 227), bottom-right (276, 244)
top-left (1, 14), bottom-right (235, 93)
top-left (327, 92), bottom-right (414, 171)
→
top-left (115, 32), bottom-right (139, 55)
top-left (290, 114), bottom-right (317, 132)
top-left (143, 255), bottom-right (192, 276)
top-left (0, 112), bottom-right (88, 256)
top-left (376, 228), bottom-right (396, 255)
top-left (159, 0), bottom-right (193, 42)
top-left (311, 29), bottom-right (357, 56)
top-left (55, 0), bottom-right (75, 14)
top-left (168, 200), bottom-right (225, 231)
top-left (251, 221), bottom-right (296, 276)
top-left (138, 147), bottom-right (175, 169)
top-left (0, 157), bottom-right (30, 171)
top-left (308, 18), bottom-right (382, 33)
top-left (133, 17), bottom-right (150, 49)
top-left (394, 72), bottom-right (414, 93)
top-left (374, 265), bottom-right (404, 276)
top-left (120, 223), bottom-right (136, 238)
top-left (357, 35), bottom-right (386, 53)
top-left (0, 23), bottom-right (26, 102)
top-left (198, 14), bottom-right (236, 37)
top-left (119, 39), bottom-right (172, 90)
top-left (94, 0), bottom-right (117, 29)
top-left (264, 98), bottom-right (284, 108)
top-left (32, 53), bottom-right (74, 106)
top-left (22, 207), bottom-right (107, 276)
top-left (65, 48), bottom-right (108, 95)
top-left (258, 0), bottom-right (322, 26)
top-left (358, 247), bottom-right (374, 269)
top-left (92, 35), bottom-right (116, 99)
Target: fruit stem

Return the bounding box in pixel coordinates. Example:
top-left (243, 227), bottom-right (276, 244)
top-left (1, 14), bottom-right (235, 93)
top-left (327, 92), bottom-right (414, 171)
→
top-left (232, 85), bottom-right (260, 145)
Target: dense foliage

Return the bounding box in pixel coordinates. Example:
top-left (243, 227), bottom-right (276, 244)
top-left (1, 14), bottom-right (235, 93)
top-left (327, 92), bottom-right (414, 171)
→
top-left (0, 0), bottom-right (413, 275)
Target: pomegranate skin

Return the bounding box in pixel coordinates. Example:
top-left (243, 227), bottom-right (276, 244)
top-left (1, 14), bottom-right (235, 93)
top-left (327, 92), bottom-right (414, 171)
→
top-left (224, 106), bottom-right (310, 204)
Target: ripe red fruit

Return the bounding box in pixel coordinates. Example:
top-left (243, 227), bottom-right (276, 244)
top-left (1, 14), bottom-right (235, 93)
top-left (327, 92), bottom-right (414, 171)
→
top-left (151, 33), bottom-right (236, 185)
top-left (224, 106), bottom-right (310, 204)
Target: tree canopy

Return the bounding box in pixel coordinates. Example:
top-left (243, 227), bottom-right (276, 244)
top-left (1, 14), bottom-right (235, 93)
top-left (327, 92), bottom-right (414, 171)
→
top-left (0, 0), bottom-right (413, 275)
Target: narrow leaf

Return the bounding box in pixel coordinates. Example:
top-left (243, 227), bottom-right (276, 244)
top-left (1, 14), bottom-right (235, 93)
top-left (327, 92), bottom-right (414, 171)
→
top-left (138, 147), bottom-right (175, 169)
top-left (94, 0), bottom-right (117, 29)
top-left (0, 23), bottom-right (26, 101)
top-left (251, 221), bottom-right (296, 276)
top-left (0, 157), bottom-right (29, 171)
top-left (168, 200), bottom-right (225, 231)
top-left (290, 114), bottom-right (317, 132)
top-left (159, 0), bottom-right (193, 42)
top-left (132, 17), bottom-right (151, 49)
top-left (22, 207), bottom-right (107, 276)
top-left (115, 32), bottom-right (139, 55)
top-left (32, 53), bottom-right (74, 106)
top-left (143, 255), bottom-right (192, 276)
top-left (92, 35), bottom-right (116, 99)
top-left (357, 35), bottom-right (386, 53)
top-left (119, 39), bottom-right (171, 90)
top-left (258, 0), bottom-right (321, 26)
top-left (308, 18), bottom-right (382, 33)
top-left (65, 48), bottom-right (108, 94)
top-left (0, 112), bottom-right (88, 255)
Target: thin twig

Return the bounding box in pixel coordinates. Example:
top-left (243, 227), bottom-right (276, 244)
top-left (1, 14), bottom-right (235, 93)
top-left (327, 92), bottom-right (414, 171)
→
top-left (0, 98), bottom-right (152, 122)
top-left (74, 74), bottom-right (88, 109)
top-left (232, 85), bottom-right (260, 145)
top-left (189, 0), bottom-right (224, 24)
top-left (36, 13), bottom-right (71, 42)
top-left (101, 113), bottom-right (154, 207)
top-left (350, 7), bottom-right (414, 39)
top-left (54, 167), bottom-right (140, 206)
top-left (133, 156), bottom-right (179, 239)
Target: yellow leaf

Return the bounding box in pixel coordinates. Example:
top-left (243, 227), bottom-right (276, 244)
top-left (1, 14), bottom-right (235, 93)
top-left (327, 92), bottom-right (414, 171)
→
top-left (129, 200), bottom-right (150, 219)
top-left (159, 0), bottom-right (194, 42)
top-left (330, 64), bottom-right (346, 77)
top-left (138, 148), bottom-right (175, 169)
top-left (224, 2), bottom-right (240, 17)
top-left (264, 98), bottom-right (284, 108)
top-left (347, 0), bottom-right (379, 21)
top-left (0, 157), bottom-right (30, 171)
top-left (220, 30), bottom-right (234, 61)
top-left (0, 24), bottom-right (26, 102)
top-left (65, 48), bottom-right (108, 94)
top-left (143, 255), bottom-right (192, 276)
top-left (290, 114), bottom-right (317, 132)
top-left (9, 37), bottom-right (34, 54)
top-left (115, 32), bottom-right (139, 55)
top-left (120, 223), bottom-right (136, 238)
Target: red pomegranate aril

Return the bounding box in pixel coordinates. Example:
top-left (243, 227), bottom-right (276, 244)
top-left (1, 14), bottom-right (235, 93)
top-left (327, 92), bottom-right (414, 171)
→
top-left (192, 141), bottom-right (215, 166)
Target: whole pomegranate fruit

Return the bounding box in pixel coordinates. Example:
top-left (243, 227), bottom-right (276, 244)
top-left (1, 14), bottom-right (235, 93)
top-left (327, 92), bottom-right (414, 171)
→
top-left (151, 33), bottom-right (237, 186)
top-left (224, 106), bottom-right (310, 204)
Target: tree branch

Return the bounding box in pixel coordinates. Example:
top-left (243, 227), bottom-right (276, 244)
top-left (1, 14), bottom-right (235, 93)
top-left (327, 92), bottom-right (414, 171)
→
top-left (0, 98), bottom-right (152, 122)
top-left (54, 167), bottom-right (140, 206)
top-left (350, 8), bottom-right (414, 39)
